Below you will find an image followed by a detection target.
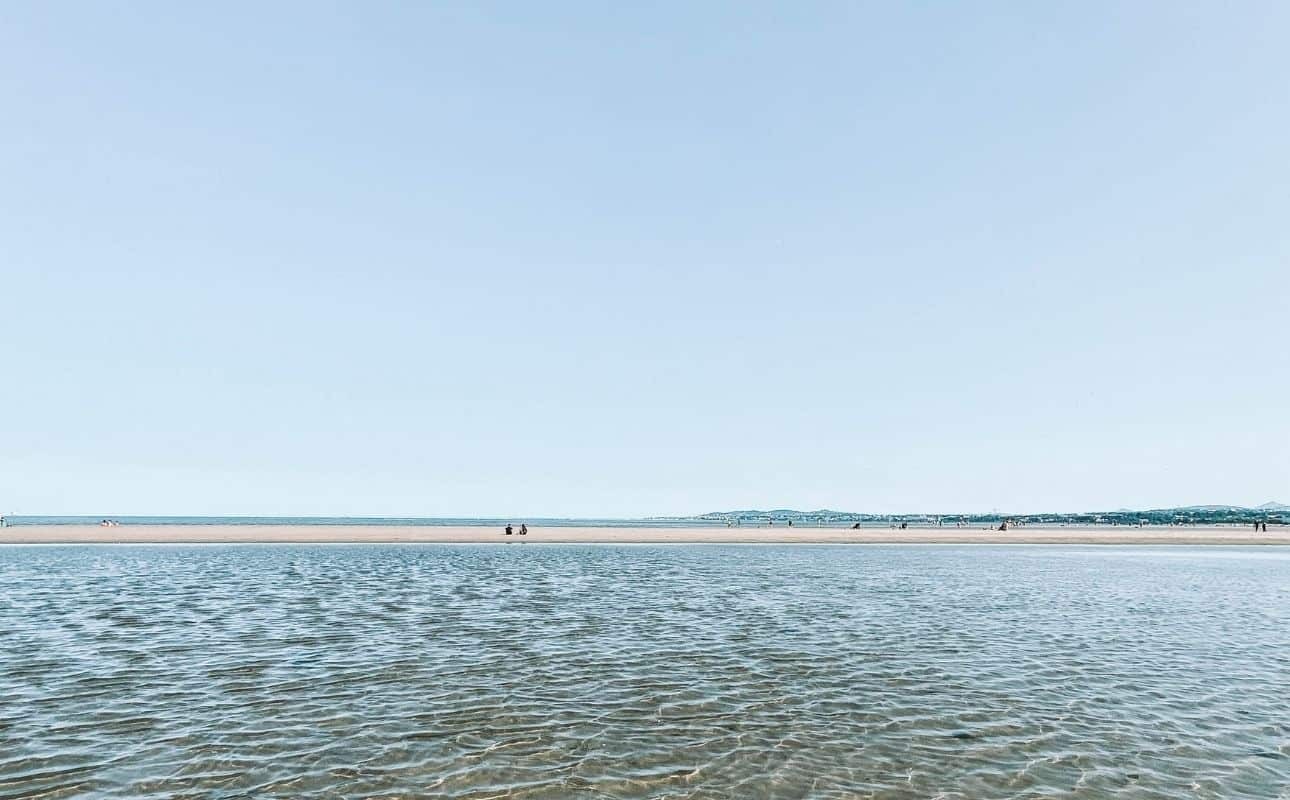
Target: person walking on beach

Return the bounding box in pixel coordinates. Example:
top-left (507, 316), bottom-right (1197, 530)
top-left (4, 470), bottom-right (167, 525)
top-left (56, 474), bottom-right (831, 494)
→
top-left (504, 524), bottom-right (513, 536)
top-left (520, 523), bottom-right (528, 536)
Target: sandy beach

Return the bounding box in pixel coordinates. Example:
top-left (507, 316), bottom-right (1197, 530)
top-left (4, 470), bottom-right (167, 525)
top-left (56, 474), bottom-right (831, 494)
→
top-left (3, 524), bottom-right (1286, 545)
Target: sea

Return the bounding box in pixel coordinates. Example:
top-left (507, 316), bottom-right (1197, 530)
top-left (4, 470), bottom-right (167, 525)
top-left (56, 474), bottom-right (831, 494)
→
top-left (2, 515), bottom-right (719, 528)
top-left (0, 516), bottom-right (939, 528)
top-left (1, 544), bottom-right (1286, 798)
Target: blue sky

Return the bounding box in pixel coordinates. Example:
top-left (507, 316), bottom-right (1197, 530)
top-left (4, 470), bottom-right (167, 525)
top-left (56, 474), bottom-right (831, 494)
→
top-left (2, 2), bottom-right (1286, 517)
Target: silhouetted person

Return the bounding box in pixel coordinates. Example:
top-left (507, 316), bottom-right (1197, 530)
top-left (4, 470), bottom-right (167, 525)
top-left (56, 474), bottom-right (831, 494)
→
top-left (504, 524), bottom-right (513, 536)
top-left (520, 523), bottom-right (528, 536)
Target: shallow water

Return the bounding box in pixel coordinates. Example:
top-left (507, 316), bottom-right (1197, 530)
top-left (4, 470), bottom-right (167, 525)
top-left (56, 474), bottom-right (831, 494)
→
top-left (1, 545), bottom-right (1287, 799)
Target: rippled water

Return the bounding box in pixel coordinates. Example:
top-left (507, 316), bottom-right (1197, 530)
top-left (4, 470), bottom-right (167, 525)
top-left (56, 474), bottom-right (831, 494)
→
top-left (2, 545), bottom-right (1288, 799)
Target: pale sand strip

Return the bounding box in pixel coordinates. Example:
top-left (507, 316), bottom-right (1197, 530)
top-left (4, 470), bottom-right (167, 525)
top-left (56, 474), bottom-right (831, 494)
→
top-left (2, 525), bottom-right (1287, 545)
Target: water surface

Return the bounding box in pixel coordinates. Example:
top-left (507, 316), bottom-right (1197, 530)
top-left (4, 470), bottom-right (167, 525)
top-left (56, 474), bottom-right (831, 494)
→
top-left (2, 545), bottom-right (1287, 798)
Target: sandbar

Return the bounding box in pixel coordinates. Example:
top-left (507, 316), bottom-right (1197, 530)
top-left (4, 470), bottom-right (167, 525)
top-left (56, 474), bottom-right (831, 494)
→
top-left (2, 524), bottom-right (1286, 545)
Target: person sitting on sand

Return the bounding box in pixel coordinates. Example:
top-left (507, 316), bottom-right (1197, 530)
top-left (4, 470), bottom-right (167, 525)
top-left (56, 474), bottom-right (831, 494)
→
top-left (504, 524), bottom-right (513, 536)
top-left (520, 523), bottom-right (528, 536)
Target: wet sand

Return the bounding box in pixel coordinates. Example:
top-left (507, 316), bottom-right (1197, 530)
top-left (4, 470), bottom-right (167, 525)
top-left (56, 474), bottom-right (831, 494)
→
top-left (3, 524), bottom-right (1287, 545)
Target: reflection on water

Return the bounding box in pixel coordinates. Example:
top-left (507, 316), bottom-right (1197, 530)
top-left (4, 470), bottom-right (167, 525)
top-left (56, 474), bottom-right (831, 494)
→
top-left (1, 545), bottom-right (1287, 798)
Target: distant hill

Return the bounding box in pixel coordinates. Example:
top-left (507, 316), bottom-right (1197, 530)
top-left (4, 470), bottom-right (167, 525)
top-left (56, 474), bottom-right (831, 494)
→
top-left (687, 504), bottom-right (1287, 524)
top-left (1170, 505), bottom-right (1250, 512)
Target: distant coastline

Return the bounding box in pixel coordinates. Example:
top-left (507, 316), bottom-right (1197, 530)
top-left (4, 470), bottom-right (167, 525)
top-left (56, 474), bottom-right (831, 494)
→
top-left (4, 503), bottom-right (1286, 529)
top-left (685, 503), bottom-right (1289, 528)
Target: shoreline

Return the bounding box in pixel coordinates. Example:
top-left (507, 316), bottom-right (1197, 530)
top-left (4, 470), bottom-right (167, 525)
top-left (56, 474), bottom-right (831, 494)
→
top-left (3, 524), bottom-right (1287, 546)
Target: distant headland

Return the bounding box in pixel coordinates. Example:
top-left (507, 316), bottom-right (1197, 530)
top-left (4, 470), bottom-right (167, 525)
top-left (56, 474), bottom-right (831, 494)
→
top-left (668, 503), bottom-right (1289, 527)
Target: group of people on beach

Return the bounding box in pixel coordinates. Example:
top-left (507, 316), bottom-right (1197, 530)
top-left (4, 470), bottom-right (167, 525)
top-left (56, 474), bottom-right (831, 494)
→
top-left (504, 524), bottom-right (528, 536)
top-left (1254, 521), bottom-right (1269, 532)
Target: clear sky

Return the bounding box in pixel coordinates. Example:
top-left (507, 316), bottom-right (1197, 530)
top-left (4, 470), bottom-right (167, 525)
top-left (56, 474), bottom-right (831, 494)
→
top-left (2, 2), bottom-right (1287, 517)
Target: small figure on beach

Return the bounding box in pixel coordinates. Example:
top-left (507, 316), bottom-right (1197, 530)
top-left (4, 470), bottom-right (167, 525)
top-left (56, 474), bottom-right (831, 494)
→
top-left (520, 523), bottom-right (528, 536)
top-left (1262, 522), bottom-right (1268, 533)
top-left (504, 524), bottom-right (513, 536)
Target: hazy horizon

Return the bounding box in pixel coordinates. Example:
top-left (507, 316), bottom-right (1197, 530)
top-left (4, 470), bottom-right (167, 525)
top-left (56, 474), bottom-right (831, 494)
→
top-left (3, 3), bottom-right (1287, 517)
top-left (6, 499), bottom-right (1287, 521)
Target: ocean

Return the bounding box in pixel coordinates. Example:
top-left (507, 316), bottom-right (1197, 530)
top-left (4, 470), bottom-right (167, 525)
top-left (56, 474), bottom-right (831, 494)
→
top-left (1, 544), bottom-right (1287, 798)
top-left (1, 515), bottom-right (719, 528)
